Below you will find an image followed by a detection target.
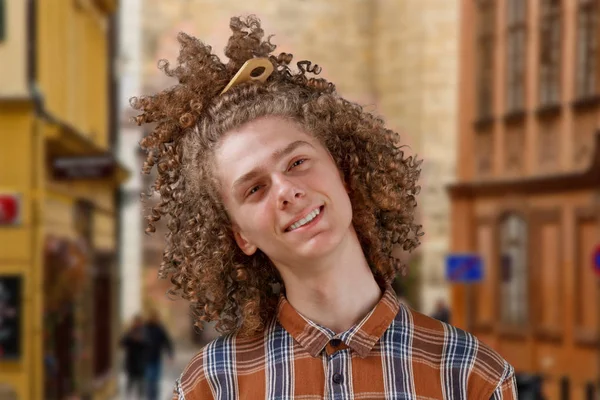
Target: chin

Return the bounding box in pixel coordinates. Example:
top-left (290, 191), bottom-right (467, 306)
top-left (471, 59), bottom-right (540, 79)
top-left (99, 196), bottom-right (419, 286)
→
top-left (297, 230), bottom-right (347, 259)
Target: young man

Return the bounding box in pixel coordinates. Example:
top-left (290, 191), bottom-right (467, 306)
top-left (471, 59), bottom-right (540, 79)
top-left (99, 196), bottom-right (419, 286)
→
top-left (133, 16), bottom-right (516, 400)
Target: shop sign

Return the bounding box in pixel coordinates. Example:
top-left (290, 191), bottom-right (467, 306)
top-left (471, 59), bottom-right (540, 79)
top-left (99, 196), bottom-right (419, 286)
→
top-left (51, 154), bottom-right (115, 180)
top-left (0, 275), bottom-right (21, 360)
top-left (0, 194), bottom-right (21, 226)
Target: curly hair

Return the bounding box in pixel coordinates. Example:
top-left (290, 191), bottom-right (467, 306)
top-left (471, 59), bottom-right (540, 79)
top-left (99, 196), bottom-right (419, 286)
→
top-left (131, 15), bottom-right (423, 337)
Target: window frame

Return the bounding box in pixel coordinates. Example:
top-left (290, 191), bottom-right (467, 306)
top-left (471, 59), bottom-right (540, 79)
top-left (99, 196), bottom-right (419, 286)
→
top-left (0, 0), bottom-right (5, 42)
top-left (575, 0), bottom-right (600, 100)
top-left (505, 0), bottom-right (528, 114)
top-left (92, 252), bottom-right (115, 378)
top-left (539, 0), bottom-right (562, 107)
top-left (476, 0), bottom-right (497, 121)
top-left (498, 212), bottom-right (530, 328)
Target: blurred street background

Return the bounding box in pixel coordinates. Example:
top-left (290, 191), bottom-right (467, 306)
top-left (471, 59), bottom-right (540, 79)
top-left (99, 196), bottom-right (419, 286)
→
top-left (0, 0), bottom-right (599, 399)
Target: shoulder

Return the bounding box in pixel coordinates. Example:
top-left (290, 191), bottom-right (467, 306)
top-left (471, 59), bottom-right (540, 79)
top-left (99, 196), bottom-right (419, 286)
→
top-left (174, 330), bottom-right (267, 400)
top-left (174, 334), bottom-right (235, 398)
top-left (402, 306), bottom-right (514, 398)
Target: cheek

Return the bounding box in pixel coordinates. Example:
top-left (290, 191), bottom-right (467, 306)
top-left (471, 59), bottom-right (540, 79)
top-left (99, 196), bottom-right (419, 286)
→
top-left (321, 166), bottom-right (349, 197)
top-left (238, 204), bottom-right (274, 236)
top-left (331, 175), bottom-right (353, 219)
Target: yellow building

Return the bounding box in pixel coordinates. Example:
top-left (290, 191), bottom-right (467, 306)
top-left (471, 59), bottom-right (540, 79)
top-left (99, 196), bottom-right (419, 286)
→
top-left (0, 1), bottom-right (127, 399)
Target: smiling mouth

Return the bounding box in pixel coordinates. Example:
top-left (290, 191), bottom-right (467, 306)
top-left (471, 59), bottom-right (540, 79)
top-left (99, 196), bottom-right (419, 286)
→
top-left (286, 206), bottom-right (324, 232)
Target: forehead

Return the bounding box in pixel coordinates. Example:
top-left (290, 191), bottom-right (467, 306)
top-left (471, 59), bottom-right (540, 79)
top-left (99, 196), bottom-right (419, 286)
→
top-left (220, 116), bottom-right (313, 152)
top-left (215, 116), bottom-right (320, 181)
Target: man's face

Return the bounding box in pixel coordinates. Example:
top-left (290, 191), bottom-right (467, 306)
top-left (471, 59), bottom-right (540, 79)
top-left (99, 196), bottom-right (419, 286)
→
top-left (215, 116), bottom-right (354, 268)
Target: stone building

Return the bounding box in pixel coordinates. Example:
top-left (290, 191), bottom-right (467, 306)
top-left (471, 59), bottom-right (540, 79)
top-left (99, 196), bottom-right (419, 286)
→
top-left (137, 0), bottom-right (459, 340)
top-left (450, 0), bottom-right (600, 398)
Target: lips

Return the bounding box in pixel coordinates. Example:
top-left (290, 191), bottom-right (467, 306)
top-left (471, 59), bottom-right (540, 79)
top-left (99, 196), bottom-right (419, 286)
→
top-left (284, 205), bottom-right (324, 232)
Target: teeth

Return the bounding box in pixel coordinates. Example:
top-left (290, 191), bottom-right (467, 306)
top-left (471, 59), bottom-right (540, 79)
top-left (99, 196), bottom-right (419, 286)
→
top-left (289, 208), bottom-right (320, 231)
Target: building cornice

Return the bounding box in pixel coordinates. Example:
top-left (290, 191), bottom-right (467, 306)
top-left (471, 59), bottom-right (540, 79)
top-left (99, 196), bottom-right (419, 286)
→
top-left (448, 131), bottom-right (600, 197)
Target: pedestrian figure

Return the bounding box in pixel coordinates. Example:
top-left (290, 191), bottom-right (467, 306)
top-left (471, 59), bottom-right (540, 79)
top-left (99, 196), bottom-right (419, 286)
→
top-left (431, 298), bottom-right (451, 324)
top-left (144, 310), bottom-right (173, 400)
top-left (120, 314), bottom-right (147, 399)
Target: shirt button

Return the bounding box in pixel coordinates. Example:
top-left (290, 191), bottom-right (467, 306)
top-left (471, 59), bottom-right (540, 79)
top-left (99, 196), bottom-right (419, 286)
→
top-left (332, 373), bottom-right (343, 384)
top-left (330, 339), bottom-right (342, 347)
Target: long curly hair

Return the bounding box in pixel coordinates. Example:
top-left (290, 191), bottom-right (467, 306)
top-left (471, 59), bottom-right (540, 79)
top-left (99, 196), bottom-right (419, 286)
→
top-left (132, 15), bottom-right (423, 337)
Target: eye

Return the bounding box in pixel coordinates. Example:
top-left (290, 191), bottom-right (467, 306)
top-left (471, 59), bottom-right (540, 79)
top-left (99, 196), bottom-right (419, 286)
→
top-left (248, 185), bottom-right (261, 196)
top-left (289, 159), bottom-right (306, 169)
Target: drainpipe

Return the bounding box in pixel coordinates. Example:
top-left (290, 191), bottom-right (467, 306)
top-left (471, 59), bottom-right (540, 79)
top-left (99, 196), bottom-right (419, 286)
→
top-left (26, 1), bottom-right (44, 400)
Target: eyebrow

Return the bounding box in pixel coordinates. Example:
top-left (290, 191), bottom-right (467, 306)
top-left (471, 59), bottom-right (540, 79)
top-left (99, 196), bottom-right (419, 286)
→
top-left (231, 140), bottom-right (315, 193)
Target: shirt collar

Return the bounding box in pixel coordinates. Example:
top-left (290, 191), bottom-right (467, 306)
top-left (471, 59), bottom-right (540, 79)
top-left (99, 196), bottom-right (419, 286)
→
top-left (276, 285), bottom-right (400, 358)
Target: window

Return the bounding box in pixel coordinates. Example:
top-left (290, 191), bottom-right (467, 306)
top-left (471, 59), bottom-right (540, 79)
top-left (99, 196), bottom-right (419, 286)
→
top-left (539, 0), bottom-right (562, 106)
top-left (93, 253), bottom-right (114, 377)
top-left (499, 214), bottom-right (528, 326)
top-left (585, 382), bottom-right (596, 400)
top-left (0, 0), bottom-right (5, 42)
top-left (575, 0), bottom-right (599, 98)
top-left (574, 210), bottom-right (598, 337)
top-left (476, 0), bottom-right (496, 120)
top-left (506, 0), bottom-right (527, 112)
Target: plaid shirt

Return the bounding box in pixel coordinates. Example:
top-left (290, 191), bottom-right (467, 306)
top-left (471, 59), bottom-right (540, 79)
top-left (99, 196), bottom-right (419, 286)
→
top-left (173, 286), bottom-right (516, 399)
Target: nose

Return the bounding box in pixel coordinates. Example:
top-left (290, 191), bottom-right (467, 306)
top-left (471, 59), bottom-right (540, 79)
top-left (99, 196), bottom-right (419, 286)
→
top-left (274, 174), bottom-right (305, 209)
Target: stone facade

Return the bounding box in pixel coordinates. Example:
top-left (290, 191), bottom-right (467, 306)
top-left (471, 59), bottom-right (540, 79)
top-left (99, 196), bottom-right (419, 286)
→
top-left (449, 1), bottom-right (600, 396)
top-left (138, 0), bottom-right (458, 331)
top-left (118, 0), bottom-right (144, 328)
top-left (373, 0), bottom-right (459, 314)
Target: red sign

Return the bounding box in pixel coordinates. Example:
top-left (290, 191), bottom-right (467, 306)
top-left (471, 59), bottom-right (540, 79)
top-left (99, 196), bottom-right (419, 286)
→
top-left (0, 195), bottom-right (21, 225)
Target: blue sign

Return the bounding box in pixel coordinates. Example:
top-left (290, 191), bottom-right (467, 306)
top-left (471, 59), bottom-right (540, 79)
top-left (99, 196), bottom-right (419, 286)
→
top-left (594, 245), bottom-right (600, 277)
top-left (445, 254), bottom-right (483, 283)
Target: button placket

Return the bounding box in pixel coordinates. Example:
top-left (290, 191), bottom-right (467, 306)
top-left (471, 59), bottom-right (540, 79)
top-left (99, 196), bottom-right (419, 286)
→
top-left (326, 346), bottom-right (348, 399)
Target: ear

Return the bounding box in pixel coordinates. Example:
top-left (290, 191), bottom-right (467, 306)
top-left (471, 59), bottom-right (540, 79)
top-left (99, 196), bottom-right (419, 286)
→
top-left (233, 229), bottom-right (258, 256)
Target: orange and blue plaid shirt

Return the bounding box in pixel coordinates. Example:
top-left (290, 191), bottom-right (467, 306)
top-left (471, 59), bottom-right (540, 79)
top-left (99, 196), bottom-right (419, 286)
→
top-left (173, 286), bottom-right (517, 399)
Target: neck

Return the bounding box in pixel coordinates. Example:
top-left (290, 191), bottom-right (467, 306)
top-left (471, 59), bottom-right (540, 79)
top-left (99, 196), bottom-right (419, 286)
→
top-left (277, 228), bottom-right (382, 333)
